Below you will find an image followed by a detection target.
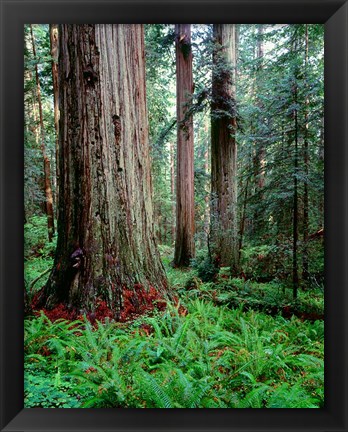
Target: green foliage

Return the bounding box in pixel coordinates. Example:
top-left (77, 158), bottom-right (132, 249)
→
top-left (240, 244), bottom-right (280, 280)
top-left (25, 215), bottom-right (56, 259)
top-left (210, 273), bottom-right (323, 317)
top-left (24, 24), bottom-right (324, 410)
top-left (191, 252), bottom-right (218, 282)
top-left (237, 24), bottom-right (324, 291)
top-left (25, 364), bottom-right (81, 408)
top-left (162, 256), bottom-right (197, 289)
top-left (24, 216), bottom-right (56, 300)
top-left (25, 286), bottom-right (324, 408)
top-left (25, 24), bottom-right (57, 218)
top-left (24, 220), bottom-right (323, 410)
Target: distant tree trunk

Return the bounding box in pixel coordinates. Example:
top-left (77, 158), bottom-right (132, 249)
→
top-left (253, 24), bottom-right (265, 234)
top-left (203, 120), bottom-right (210, 249)
top-left (293, 83), bottom-right (299, 299)
top-left (170, 141), bottom-right (176, 245)
top-left (50, 24), bottom-right (60, 219)
top-left (255, 24), bottom-right (265, 191)
top-left (302, 24), bottom-right (309, 282)
top-left (39, 25), bottom-right (167, 317)
top-left (30, 97), bottom-right (40, 146)
top-left (318, 114), bottom-right (324, 219)
top-left (30, 24), bottom-right (55, 242)
top-left (239, 175), bottom-right (250, 260)
top-left (210, 24), bottom-right (239, 274)
top-left (174, 24), bottom-right (195, 267)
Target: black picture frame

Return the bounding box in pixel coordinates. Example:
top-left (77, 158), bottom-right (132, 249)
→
top-left (1, 0), bottom-right (347, 431)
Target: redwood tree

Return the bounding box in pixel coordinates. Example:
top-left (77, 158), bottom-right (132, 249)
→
top-left (39, 24), bottom-right (167, 317)
top-left (253, 24), bottom-right (266, 234)
top-left (30, 24), bottom-right (55, 242)
top-left (174, 24), bottom-right (195, 267)
top-left (49, 24), bottom-right (60, 217)
top-left (210, 24), bottom-right (239, 274)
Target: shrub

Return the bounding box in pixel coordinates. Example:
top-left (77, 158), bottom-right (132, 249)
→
top-left (191, 253), bottom-right (218, 282)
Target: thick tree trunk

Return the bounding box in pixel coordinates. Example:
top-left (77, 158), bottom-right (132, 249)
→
top-left (30, 25), bottom-right (55, 242)
top-left (210, 24), bottom-right (239, 274)
top-left (50, 24), bottom-right (60, 219)
top-left (174, 24), bottom-right (195, 267)
top-left (40, 25), bottom-right (167, 318)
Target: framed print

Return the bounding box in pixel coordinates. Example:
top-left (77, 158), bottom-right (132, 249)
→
top-left (1, 0), bottom-right (347, 431)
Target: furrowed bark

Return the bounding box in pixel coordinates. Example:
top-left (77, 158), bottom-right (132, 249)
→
top-left (170, 141), bottom-right (176, 245)
top-left (40, 25), bottom-right (167, 316)
top-left (210, 24), bottom-right (239, 274)
top-left (174, 24), bottom-right (195, 267)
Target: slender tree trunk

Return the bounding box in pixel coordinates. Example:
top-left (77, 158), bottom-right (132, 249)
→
top-left (255, 24), bottom-right (265, 191)
top-left (174, 24), bottom-right (195, 267)
top-left (30, 24), bottom-right (55, 242)
top-left (318, 114), bottom-right (324, 220)
top-left (253, 25), bottom-right (265, 234)
top-left (210, 24), bottom-right (239, 274)
top-left (50, 24), bottom-right (60, 220)
top-left (170, 141), bottom-right (176, 245)
top-left (39, 25), bottom-right (167, 317)
top-left (30, 95), bottom-right (40, 147)
top-left (204, 120), bottom-right (210, 249)
top-left (239, 176), bottom-right (250, 260)
top-left (293, 84), bottom-right (299, 299)
top-left (157, 213), bottom-right (162, 244)
top-left (302, 24), bottom-right (309, 282)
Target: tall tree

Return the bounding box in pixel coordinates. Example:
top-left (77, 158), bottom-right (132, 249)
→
top-left (291, 34), bottom-right (300, 299)
top-left (253, 24), bottom-right (266, 234)
top-left (174, 24), bottom-right (195, 267)
top-left (170, 141), bottom-right (176, 245)
top-left (49, 24), bottom-right (60, 217)
top-left (302, 24), bottom-right (309, 282)
top-left (292, 87), bottom-right (299, 299)
top-left (30, 24), bottom-right (55, 241)
top-left (210, 24), bottom-right (238, 274)
top-left (38, 24), bottom-right (167, 316)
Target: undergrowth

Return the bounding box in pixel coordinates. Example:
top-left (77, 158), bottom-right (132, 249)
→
top-left (25, 216), bottom-right (56, 300)
top-left (25, 301), bottom-right (324, 408)
top-left (24, 237), bottom-right (324, 409)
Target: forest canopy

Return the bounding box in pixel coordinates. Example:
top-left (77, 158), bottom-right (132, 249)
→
top-left (24, 24), bottom-right (324, 409)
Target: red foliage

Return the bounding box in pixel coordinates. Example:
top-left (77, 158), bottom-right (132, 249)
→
top-left (31, 289), bottom-right (44, 310)
top-left (94, 299), bottom-right (114, 322)
top-left (31, 284), bottom-right (167, 325)
top-left (240, 271), bottom-right (247, 281)
top-left (178, 304), bottom-right (188, 317)
top-left (139, 323), bottom-right (154, 336)
top-left (119, 285), bottom-right (166, 322)
top-left (282, 305), bottom-right (292, 319)
top-left (40, 345), bottom-right (52, 357)
top-left (38, 303), bottom-right (76, 322)
top-left (213, 255), bottom-right (221, 267)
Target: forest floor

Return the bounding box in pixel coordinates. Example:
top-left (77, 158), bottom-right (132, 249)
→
top-left (24, 217), bottom-right (324, 408)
